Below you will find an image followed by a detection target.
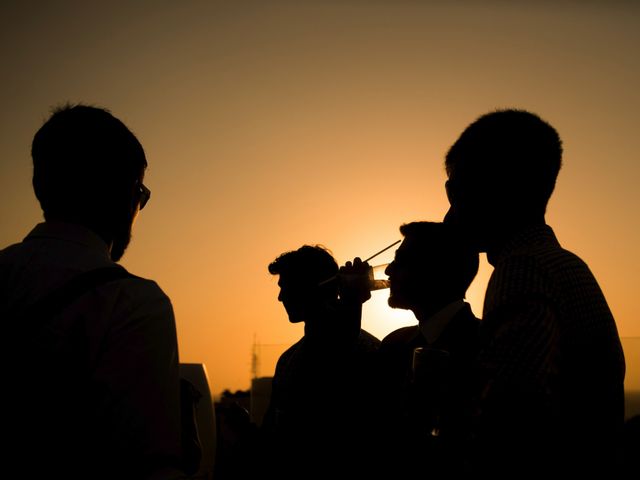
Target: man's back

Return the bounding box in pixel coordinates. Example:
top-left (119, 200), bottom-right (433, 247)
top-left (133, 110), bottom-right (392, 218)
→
top-left (477, 224), bottom-right (625, 475)
top-left (0, 222), bottom-right (182, 479)
top-left (267, 328), bottom-right (379, 435)
top-left (262, 328), bottom-right (380, 476)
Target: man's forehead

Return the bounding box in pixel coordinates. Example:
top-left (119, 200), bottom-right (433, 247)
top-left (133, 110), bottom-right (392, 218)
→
top-left (278, 274), bottom-right (307, 287)
top-left (396, 238), bottom-right (418, 256)
top-left (397, 236), bottom-right (441, 258)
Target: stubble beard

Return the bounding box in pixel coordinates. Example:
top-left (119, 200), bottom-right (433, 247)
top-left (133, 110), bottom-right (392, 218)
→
top-left (110, 224), bottom-right (133, 262)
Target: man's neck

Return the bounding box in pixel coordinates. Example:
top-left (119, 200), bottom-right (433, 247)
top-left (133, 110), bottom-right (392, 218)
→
top-left (416, 299), bottom-right (466, 345)
top-left (485, 217), bottom-right (546, 265)
top-left (46, 216), bottom-right (113, 249)
top-left (412, 294), bottom-right (461, 323)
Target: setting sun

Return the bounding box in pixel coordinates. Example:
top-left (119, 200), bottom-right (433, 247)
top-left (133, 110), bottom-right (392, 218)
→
top-left (0, 1), bottom-right (637, 402)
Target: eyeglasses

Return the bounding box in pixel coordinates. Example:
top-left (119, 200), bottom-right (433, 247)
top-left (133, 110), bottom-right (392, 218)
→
top-left (137, 182), bottom-right (151, 210)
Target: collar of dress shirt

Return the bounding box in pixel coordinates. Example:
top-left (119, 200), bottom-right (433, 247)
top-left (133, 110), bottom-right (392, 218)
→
top-left (419, 299), bottom-right (467, 345)
top-left (25, 221), bottom-right (112, 260)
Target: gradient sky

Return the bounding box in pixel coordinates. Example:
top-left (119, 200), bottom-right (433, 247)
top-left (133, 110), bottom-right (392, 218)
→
top-left (1, 0), bottom-right (638, 397)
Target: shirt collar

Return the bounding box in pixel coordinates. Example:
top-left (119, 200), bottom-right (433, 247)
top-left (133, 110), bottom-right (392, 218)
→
top-left (419, 299), bottom-right (466, 345)
top-left (24, 221), bottom-right (112, 260)
top-left (487, 223), bottom-right (559, 266)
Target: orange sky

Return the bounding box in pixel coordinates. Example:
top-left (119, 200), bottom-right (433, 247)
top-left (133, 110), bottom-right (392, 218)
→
top-left (1, 1), bottom-right (638, 397)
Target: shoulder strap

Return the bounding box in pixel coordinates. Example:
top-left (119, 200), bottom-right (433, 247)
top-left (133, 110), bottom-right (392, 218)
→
top-left (21, 265), bottom-right (135, 324)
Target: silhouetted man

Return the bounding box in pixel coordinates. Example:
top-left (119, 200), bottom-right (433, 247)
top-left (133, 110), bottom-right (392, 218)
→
top-left (0, 104), bottom-right (183, 479)
top-left (262, 245), bottom-right (380, 478)
top-left (378, 221), bottom-right (480, 476)
top-left (444, 109), bottom-right (626, 476)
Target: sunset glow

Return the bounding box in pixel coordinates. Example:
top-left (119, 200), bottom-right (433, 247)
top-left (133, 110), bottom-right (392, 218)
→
top-left (1, 1), bottom-right (638, 399)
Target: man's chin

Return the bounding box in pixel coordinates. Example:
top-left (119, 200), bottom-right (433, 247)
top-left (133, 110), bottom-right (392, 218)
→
top-left (388, 295), bottom-right (410, 311)
top-left (110, 233), bottom-right (132, 262)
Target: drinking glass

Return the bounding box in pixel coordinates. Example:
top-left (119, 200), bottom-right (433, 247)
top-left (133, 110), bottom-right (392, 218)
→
top-left (370, 263), bottom-right (390, 290)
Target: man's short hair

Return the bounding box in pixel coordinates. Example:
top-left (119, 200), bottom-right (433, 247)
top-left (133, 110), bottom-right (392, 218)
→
top-left (399, 221), bottom-right (479, 295)
top-left (445, 109), bottom-right (563, 213)
top-left (31, 103), bottom-right (147, 220)
top-left (268, 245), bottom-right (339, 288)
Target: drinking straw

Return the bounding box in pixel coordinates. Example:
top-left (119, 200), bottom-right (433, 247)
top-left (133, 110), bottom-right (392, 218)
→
top-left (318, 239), bottom-right (401, 286)
top-left (362, 239), bottom-right (401, 263)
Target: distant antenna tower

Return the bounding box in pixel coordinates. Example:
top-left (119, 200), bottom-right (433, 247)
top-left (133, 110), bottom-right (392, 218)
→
top-left (251, 334), bottom-right (259, 379)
